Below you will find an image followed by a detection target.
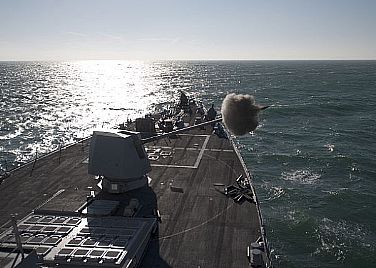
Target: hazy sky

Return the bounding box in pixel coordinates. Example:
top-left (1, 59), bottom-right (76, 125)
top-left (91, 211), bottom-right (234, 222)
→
top-left (1, 0), bottom-right (375, 60)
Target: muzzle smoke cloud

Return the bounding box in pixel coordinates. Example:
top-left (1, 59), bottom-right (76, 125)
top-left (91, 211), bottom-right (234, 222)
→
top-left (221, 93), bottom-right (268, 136)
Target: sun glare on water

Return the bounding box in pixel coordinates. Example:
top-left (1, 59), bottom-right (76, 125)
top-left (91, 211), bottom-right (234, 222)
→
top-left (1, 60), bottom-right (177, 166)
top-left (63, 60), bottom-right (170, 135)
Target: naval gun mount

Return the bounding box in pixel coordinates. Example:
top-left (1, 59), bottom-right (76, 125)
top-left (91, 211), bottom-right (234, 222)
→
top-left (88, 118), bottom-right (222, 194)
top-left (88, 130), bottom-right (151, 194)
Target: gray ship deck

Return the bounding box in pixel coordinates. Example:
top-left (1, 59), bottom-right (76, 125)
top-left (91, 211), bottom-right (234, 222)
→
top-left (0, 127), bottom-right (265, 267)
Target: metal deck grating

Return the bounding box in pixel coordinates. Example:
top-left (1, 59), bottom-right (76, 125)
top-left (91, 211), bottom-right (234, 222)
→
top-left (0, 213), bottom-right (156, 267)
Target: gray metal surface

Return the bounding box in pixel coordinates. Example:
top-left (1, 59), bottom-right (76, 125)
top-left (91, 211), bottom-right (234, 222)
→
top-left (0, 116), bottom-right (270, 267)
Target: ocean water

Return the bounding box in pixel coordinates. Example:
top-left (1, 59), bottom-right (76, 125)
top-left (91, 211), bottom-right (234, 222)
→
top-left (1, 60), bottom-right (375, 267)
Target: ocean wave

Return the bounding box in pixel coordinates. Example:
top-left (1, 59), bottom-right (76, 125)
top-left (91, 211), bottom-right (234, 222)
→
top-left (314, 218), bottom-right (375, 262)
top-left (281, 169), bottom-right (321, 185)
top-left (0, 127), bottom-right (24, 140)
top-left (262, 185), bottom-right (287, 201)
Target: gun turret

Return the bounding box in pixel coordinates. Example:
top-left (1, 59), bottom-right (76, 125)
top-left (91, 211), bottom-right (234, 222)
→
top-left (88, 130), bottom-right (151, 193)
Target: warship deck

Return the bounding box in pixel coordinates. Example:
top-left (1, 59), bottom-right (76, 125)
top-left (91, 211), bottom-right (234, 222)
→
top-left (0, 127), bottom-right (267, 267)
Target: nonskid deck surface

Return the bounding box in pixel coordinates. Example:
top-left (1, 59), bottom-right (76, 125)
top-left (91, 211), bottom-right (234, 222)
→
top-left (0, 128), bottom-right (262, 267)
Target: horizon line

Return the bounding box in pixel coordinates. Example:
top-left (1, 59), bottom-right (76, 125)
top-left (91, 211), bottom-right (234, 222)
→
top-left (1, 58), bottom-right (376, 62)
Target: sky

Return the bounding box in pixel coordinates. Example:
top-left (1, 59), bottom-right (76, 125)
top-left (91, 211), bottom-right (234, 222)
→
top-left (0, 0), bottom-right (375, 60)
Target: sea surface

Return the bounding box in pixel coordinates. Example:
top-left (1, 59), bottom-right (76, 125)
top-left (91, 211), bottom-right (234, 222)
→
top-left (1, 60), bottom-right (375, 267)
